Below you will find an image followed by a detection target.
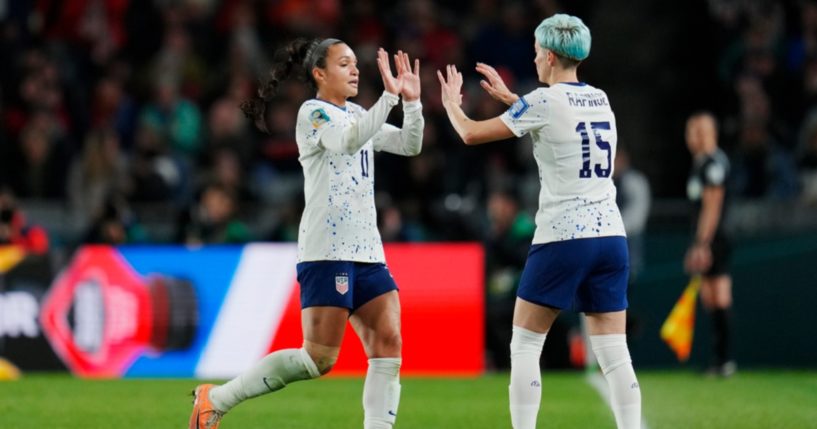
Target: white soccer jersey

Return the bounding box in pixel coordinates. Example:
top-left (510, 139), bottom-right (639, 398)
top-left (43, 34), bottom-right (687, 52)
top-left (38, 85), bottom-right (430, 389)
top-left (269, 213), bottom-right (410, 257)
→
top-left (295, 91), bottom-right (423, 263)
top-left (500, 82), bottom-right (626, 245)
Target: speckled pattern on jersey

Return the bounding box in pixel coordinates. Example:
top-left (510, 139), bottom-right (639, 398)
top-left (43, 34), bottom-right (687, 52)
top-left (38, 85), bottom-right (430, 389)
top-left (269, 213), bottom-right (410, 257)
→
top-left (500, 83), bottom-right (626, 245)
top-left (295, 99), bottom-right (384, 263)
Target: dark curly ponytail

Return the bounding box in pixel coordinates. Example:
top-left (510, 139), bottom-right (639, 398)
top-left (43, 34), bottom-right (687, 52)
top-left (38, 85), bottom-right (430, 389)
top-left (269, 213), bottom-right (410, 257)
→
top-left (240, 38), bottom-right (344, 133)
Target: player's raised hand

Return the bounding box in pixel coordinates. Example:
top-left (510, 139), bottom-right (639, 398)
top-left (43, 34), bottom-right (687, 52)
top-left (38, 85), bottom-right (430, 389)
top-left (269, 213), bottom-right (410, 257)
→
top-left (437, 64), bottom-right (463, 108)
top-left (377, 48), bottom-right (402, 96)
top-left (475, 62), bottom-right (518, 106)
top-left (395, 50), bottom-right (421, 102)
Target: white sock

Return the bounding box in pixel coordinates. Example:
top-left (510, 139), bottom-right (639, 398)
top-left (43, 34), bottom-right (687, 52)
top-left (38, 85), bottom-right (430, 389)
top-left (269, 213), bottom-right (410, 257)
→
top-left (362, 358), bottom-right (402, 429)
top-left (209, 348), bottom-right (320, 413)
top-left (590, 334), bottom-right (641, 429)
top-left (509, 326), bottom-right (547, 429)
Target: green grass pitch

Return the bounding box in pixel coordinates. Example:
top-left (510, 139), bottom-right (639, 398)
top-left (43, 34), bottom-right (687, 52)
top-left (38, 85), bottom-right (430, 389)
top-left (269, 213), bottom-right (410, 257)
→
top-left (1, 371), bottom-right (816, 428)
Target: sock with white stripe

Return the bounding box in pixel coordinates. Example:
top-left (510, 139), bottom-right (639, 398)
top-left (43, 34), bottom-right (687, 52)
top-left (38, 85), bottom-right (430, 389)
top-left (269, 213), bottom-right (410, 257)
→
top-left (590, 334), bottom-right (641, 429)
top-left (209, 348), bottom-right (320, 413)
top-left (509, 326), bottom-right (547, 429)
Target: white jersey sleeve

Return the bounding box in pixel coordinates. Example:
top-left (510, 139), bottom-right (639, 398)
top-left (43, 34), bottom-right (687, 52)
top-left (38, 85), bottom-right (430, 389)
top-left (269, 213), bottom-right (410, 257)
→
top-left (500, 89), bottom-right (550, 137)
top-left (304, 91), bottom-right (399, 155)
top-left (371, 99), bottom-right (424, 156)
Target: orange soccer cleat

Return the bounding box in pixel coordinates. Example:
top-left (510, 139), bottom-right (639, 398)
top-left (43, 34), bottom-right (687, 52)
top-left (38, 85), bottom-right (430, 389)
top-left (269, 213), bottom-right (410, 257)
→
top-left (189, 384), bottom-right (224, 429)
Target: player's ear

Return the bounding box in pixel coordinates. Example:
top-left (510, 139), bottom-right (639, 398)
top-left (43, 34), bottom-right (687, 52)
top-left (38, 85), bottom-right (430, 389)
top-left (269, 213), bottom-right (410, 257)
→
top-left (312, 67), bottom-right (325, 84)
top-left (546, 50), bottom-right (556, 66)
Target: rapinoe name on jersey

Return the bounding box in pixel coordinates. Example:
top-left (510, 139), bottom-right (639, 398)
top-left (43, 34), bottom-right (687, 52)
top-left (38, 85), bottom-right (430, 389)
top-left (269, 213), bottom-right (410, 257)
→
top-left (565, 91), bottom-right (609, 108)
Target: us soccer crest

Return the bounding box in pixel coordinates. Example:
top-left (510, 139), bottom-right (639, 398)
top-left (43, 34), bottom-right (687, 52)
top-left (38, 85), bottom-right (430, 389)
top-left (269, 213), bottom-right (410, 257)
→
top-left (310, 108), bottom-right (330, 128)
top-left (335, 273), bottom-right (349, 295)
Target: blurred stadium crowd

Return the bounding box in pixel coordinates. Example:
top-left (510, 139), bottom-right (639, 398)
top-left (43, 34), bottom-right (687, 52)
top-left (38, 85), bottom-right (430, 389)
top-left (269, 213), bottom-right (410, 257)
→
top-left (0, 0), bottom-right (816, 253)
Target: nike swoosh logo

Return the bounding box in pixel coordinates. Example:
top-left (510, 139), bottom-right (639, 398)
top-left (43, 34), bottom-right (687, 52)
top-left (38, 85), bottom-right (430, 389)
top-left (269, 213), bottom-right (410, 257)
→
top-left (263, 377), bottom-right (275, 391)
top-left (388, 410), bottom-right (397, 416)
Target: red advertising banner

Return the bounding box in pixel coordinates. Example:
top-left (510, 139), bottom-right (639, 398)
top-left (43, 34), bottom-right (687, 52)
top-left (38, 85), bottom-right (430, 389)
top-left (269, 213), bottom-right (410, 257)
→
top-left (267, 243), bottom-right (485, 376)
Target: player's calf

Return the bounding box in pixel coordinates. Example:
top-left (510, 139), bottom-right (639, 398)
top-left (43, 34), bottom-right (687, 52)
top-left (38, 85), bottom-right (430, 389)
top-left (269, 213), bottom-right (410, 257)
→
top-left (509, 326), bottom-right (547, 429)
top-left (363, 357), bottom-right (402, 429)
top-left (590, 334), bottom-right (641, 429)
top-left (207, 346), bottom-right (325, 414)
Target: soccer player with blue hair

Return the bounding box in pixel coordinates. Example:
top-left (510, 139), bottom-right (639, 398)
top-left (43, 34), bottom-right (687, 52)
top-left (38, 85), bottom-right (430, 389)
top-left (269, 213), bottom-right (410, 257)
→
top-left (439, 14), bottom-right (642, 429)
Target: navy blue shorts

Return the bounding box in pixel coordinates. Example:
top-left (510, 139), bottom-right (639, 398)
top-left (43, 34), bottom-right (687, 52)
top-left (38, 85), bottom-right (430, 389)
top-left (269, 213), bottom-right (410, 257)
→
top-left (517, 236), bottom-right (629, 313)
top-left (296, 261), bottom-right (398, 312)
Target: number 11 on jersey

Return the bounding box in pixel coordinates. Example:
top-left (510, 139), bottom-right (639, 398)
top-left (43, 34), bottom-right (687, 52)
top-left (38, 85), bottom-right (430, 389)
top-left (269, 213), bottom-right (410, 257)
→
top-left (360, 149), bottom-right (370, 178)
top-left (576, 121), bottom-right (612, 179)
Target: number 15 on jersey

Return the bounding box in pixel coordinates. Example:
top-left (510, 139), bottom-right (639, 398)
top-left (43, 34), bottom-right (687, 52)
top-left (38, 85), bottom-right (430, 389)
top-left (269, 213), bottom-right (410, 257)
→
top-left (576, 121), bottom-right (612, 179)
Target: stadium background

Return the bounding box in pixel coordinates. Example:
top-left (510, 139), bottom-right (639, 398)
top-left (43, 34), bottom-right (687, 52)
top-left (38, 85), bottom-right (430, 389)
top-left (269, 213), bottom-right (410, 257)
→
top-left (1, 0), bottom-right (816, 383)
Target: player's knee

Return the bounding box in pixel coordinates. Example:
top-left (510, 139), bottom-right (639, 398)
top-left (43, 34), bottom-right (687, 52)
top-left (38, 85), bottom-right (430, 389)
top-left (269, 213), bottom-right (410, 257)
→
top-left (303, 341), bottom-right (340, 375)
top-left (370, 330), bottom-right (402, 358)
top-left (510, 326), bottom-right (547, 357)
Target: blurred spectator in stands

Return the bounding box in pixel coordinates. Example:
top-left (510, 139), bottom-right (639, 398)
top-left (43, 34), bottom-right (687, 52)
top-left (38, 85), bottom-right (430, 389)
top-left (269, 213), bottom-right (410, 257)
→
top-left (797, 54), bottom-right (817, 122)
top-left (266, 0), bottom-right (341, 37)
top-left (731, 119), bottom-right (800, 199)
top-left (35, 0), bottom-right (129, 66)
top-left (717, 3), bottom-right (783, 82)
top-left (5, 50), bottom-right (74, 139)
top-left (377, 194), bottom-right (425, 243)
top-left (91, 76), bottom-right (138, 149)
top-left (729, 73), bottom-right (799, 199)
top-left (378, 205), bottom-right (408, 242)
top-left (83, 194), bottom-right (147, 245)
top-left (175, 182), bottom-right (251, 245)
top-left (149, 17), bottom-right (207, 100)
top-left (129, 124), bottom-right (185, 203)
top-left (200, 146), bottom-right (255, 203)
top-left (470, 1), bottom-right (536, 85)
top-left (484, 187), bottom-right (535, 285)
top-left (217, 0), bottom-right (268, 78)
top-left (344, 0), bottom-right (387, 49)
top-left (797, 110), bottom-right (817, 204)
top-left (396, 0), bottom-right (462, 71)
top-left (252, 98), bottom-right (304, 204)
top-left (3, 113), bottom-right (69, 199)
top-left (0, 187), bottom-right (49, 255)
top-left (256, 98), bottom-right (300, 172)
top-left (139, 76), bottom-right (203, 158)
top-left (267, 195), bottom-right (303, 243)
top-left (614, 147), bottom-right (651, 283)
top-left (206, 97), bottom-right (254, 166)
top-left (784, 1), bottom-right (817, 74)
top-left (67, 128), bottom-right (130, 230)
top-left (483, 187), bottom-right (535, 369)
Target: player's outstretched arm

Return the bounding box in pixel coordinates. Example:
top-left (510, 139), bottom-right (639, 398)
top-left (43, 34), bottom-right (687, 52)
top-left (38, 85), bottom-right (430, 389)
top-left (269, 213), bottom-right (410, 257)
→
top-left (437, 64), bottom-right (514, 145)
top-left (372, 51), bottom-right (424, 156)
top-left (475, 62), bottom-right (519, 106)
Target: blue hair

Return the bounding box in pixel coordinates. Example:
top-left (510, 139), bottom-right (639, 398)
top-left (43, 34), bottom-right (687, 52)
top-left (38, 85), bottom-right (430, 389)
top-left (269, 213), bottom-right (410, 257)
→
top-left (534, 14), bottom-right (591, 62)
